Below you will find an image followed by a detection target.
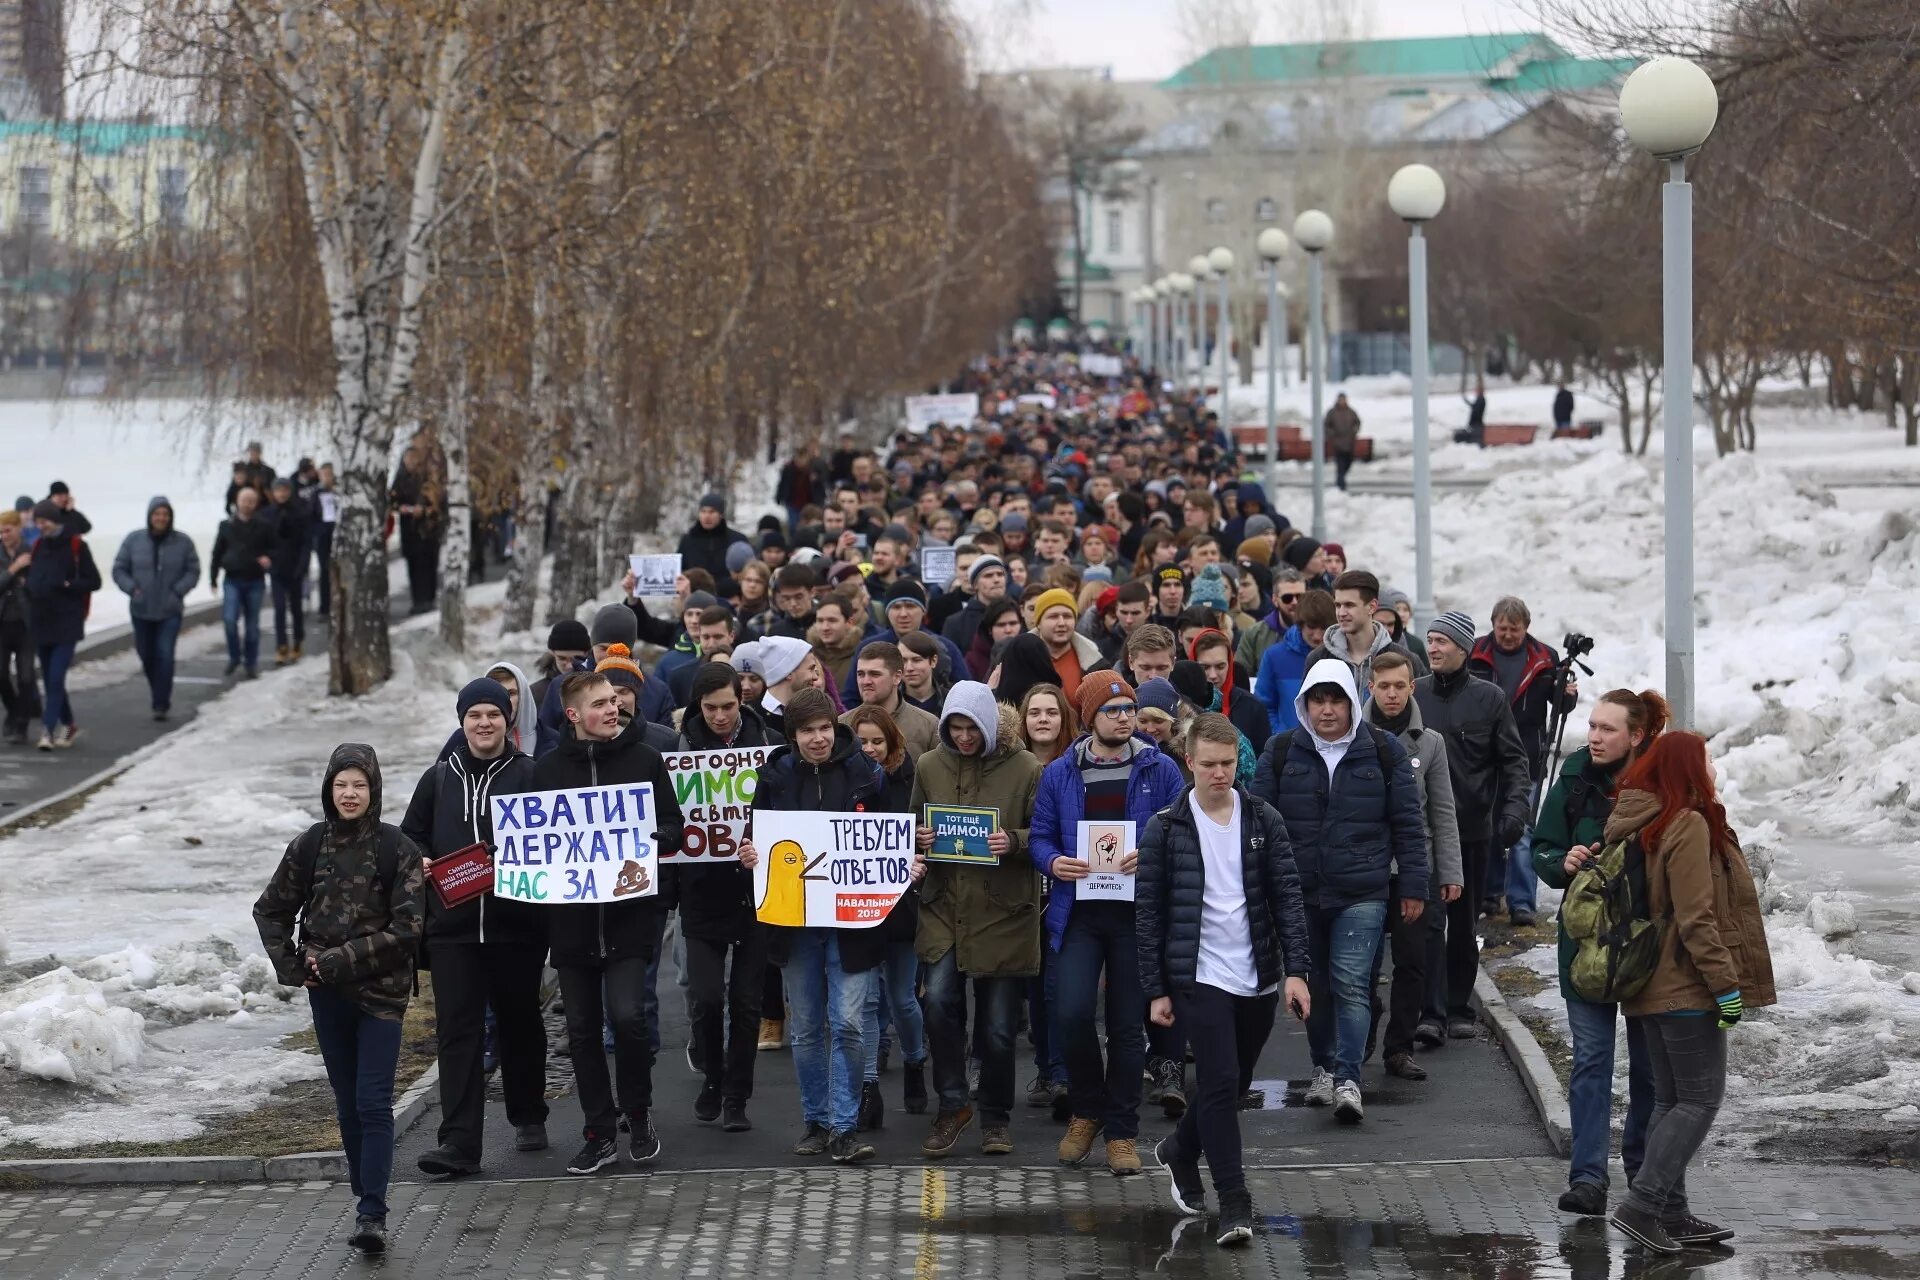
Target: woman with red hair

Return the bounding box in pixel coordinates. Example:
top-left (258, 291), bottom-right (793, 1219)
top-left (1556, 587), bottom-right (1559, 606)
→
top-left (1602, 732), bottom-right (1775, 1255)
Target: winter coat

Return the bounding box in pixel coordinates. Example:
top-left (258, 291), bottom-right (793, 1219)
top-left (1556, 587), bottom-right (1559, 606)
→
top-left (210, 514), bottom-right (275, 585)
top-left (670, 703), bottom-right (781, 943)
top-left (112, 500), bottom-right (200, 621)
top-left (1468, 634), bottom-right (1577, 780)
top-left (530, 717), bottom-right (687, 967)
top-left (910, 687), bottom-right (1045, 978)
top-left (252, 743), bottom-right (426, 1021)
top-left (1364, 699), bottom-right (1463, 899)
top-left (1324, 403), bottom-right (1362, 451)
top-left (1236, 613), bottom-right (1286, 679)
top-left (1029, 737), bottom-right (1186, 951)
top-left (1308, 622), bottom-right (1429, 697)
top-left (23, 526), bottom-right (101, 647)
top-left (261, 495), bottom-right (313, 580)
top-left (1530, 747), bottom-right (1625, 1001)
top-left (842, 629), bottom-right (971, 707)
top-left (1413, 666), bottom-right (1532, 844)
top-left (535, 658), bottom-right (673, 758)
top-left (1252, 661), bottom-right (1430, 906)
top-left (1255, 623), bottom-right (1314, 734)
top-left (939, 593), bottom-right (987, 662)
top-left (0, 540), bottom-right (29, 627)
top-left (749, 724), bottom-right (891, 972)
top-left (1604, 789), bottom-right (1778, 1017)
top-left (1135, 785), bottom-right (1311, 999)
top-left (677, 520), bottom-right (745, 584)
top-left (399, 744), bottom-right (545, 947)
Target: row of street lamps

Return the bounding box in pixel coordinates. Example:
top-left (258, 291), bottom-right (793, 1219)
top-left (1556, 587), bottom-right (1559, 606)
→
top-left (1124, 56), bottom-right (1716, 727)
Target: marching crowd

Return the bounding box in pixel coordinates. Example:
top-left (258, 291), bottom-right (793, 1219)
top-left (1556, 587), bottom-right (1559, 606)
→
top-left (251, 350), bottom-right (1775, 1257)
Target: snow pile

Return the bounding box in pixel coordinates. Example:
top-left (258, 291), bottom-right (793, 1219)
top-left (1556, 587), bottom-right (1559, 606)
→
top-left (74, 942), bottom-right (289, 1024)
top-left (0, 969), bottom-right (147, 1086)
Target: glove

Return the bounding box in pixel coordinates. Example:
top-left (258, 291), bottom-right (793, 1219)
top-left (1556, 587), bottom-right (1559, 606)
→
top-left (1714, 990), bottom-right (1743, 1030)
top-left (1499, 815), bottom-right (1526, 848)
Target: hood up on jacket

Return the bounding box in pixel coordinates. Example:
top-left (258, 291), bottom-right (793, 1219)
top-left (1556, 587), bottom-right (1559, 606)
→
top-left (322, 742), bottom-right (383, 833)
top-left (939, 680), bottom-right (1003, 756)
top-left (486, 658), bottom-right (539, 753)
top-left (1294, 658), bottom-right (1361, 750)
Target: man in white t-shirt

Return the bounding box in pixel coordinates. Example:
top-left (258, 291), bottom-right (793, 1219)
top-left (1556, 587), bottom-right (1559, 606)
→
top-left (1135, 713), bottom-right (1310, 1249)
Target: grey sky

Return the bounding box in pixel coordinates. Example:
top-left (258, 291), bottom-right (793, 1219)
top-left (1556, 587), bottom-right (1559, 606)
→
top-left (956, 0), bottom-right (1561, 81)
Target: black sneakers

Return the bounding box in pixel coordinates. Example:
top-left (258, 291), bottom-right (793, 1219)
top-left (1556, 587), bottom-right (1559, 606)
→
top-left (415, 1144), bottom-right (480, 1178)
top-left (1215, 1189), bottom-right (1254, 1247)
top-left (627, 1113), bottom-right (662, 1163)
top-left (1154, 1135), bottom-right (1207, 1217)
top-left (1663, 1214), bottom-right (1735, 1245)
top-left (1610, 1203), bottom-right (1681, 1254)
top-left (828, 1129), bottom-right (876, 1164)
top-left (349, 1216), bottom-right (386, 1255)
top-left (566, 1135), bottom-right (617, 1176)
top-left (1558, 1182), bottom-right (1608, 1217)
top-left (514, 1123), bottom-right (549, 1152)
top-left (1156, 1060), bottom-right (1188, 1117)
top-left (793, 1122), bottom-right (832, 1155)
top-left (694, 1082), bottom-right (723, 1124)
top-left (858, 1080), bottom-right (885, 1131)
top-left (903, 1061), bottom-right (929, 1115)
top-left (721, 1100), bottom-right (751, 1132)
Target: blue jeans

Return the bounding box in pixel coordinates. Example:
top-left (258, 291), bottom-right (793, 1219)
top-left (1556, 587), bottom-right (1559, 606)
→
top-left (1054, 904), bottom-right (1146, 1137)
top-left (923, 950), bottom-right (1022, 1125)
top-left (1502, 782), bottom-right (1542, 913)
top-left (863, 939), bottom-right (926, 1081)
top-left (1305, 900), bottom-right (1387, 1084)
top-left (307, 987), bottom-right (402, 1221)
top-left (783, 929), bottom-right (871, 1133)
top-left (221, 577), bottom-right (264, 672)
top-left (1567, 996), bottom-right (1654, 1190)
top-left (36, 642), bottom-right (74, 735)
top-left (130, 615), bottom-right (182, 714)
top-left (1030, 949), bottom-right (1064, 1084)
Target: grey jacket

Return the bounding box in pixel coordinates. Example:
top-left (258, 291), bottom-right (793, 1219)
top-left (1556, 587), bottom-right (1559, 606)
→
top-left (112, 498), bottom-right (202, 622)
top-left (1365, 698), bottom-right (1463, 897)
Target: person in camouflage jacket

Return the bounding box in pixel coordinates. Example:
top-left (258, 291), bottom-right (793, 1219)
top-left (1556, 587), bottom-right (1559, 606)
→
top-left (253, 742), bottom-right (424, 1255)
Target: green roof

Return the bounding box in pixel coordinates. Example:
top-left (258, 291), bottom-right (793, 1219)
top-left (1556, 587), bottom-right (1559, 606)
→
top-left (1164, 33), bottom-right (1566, 89)
top-left (0, 121), bottom-right (206, 156)
top-left (1493, 56), bottom-right (1636, 94)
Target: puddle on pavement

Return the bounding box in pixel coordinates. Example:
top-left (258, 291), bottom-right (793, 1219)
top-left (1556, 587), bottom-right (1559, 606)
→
top-left (900, 1207), bottom-right (1920, 1278)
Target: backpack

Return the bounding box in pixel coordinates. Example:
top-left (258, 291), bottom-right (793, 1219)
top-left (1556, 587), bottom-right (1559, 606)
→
top-left (1561, 835), bottom-right (1667, 1003)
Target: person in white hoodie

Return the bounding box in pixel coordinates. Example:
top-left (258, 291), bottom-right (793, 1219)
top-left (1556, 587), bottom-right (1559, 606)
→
top-left (1251, 659), bottom-right (1428, 1124)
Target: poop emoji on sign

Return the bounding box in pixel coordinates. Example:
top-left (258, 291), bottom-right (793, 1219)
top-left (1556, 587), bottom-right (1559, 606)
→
top-left (759, 839), bottom-right (809, 927)
top-left (613, 860), bottom-right (652, 897)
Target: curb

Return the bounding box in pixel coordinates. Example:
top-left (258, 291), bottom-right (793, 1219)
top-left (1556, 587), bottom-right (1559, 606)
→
top-left (1471, 967), bottom-right (1572, 1156)
top-left (0, 730), bottom-right (182, 834)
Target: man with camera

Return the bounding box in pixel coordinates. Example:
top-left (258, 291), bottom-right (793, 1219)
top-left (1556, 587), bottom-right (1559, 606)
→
top-left (1466, 598), bottom-right (1580, 928)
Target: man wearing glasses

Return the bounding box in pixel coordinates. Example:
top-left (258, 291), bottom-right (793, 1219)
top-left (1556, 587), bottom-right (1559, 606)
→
top-left (1235, 567), bottom-right (1308, 673)
top-left (1029, 676), bottom-right (1186, 1175)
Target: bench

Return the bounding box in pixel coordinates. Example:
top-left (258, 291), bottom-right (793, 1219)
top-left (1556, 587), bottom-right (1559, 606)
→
top-left (1552, 420), bottom-right (1606, 441)
top-left (1483, 423), bottom-right (1539, 447)
top-left (1278, 437), bottom-right (1373, 462)
top-left (1232, 423), bottom-right (1307, 455)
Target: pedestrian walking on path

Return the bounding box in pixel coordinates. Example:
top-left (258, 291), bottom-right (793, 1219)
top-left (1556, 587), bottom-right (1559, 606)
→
top-left (112, 495), bottom-right (200, 721)
top-left (211, 487), bottom-right (274, 679)
top-left (24, 498), bottom-right (101, 749)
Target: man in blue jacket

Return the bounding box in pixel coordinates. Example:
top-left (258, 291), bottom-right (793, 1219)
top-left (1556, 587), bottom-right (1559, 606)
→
top-left (1252, 659), bottom-right (1428, 1124)
top-left (1254, 589), bottom-right (1334, 734)
top-left (1029, 673), bottom-right (1184, 1176)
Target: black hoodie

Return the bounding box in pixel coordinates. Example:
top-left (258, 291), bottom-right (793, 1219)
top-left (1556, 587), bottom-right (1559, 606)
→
top-left (530, 715), bottom-right (687, 966)
top-left (400, 742), bottom-right (544, 946)
top-left (670, 703), bottom-right (782, 942)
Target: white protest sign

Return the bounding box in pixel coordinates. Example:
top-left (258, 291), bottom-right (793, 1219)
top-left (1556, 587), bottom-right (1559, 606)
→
top-left (751, 810), bottom-right (915, 929)
top-left (492, 784), bottom-right (661, 904)
top-left (904, 393), bottom-right (980, 434)
top-left (1080, 353), bottom-right (1123, 378)
top-left (1075, 819), bottom-right (1137, 901)
top-left (661, 746), bottom-right (770, 863)
top-left (1016, 393), bottom-right (1057, 410)
top-left (628, 554), bottom-right (681, 599)
top-left (920, 547), bottom-right (957, 591)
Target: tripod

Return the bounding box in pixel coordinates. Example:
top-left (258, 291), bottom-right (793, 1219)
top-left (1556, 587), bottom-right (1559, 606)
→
top-left (1532, 645), bottom-right (1595, 823)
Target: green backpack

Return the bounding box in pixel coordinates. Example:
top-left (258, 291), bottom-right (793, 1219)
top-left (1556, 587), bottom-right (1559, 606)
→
top-left (1561, 836), bottom-right (1666, 1003)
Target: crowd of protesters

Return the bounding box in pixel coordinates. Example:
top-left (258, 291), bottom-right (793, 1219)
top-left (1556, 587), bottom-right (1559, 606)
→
top-left (253, 349), bottom-right (1774, 1257)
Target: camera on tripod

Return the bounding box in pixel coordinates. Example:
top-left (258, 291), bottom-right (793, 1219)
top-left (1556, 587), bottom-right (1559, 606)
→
top-left (1563, 632), bottom-right (1595, 662)
top-left (1533, 632), bottom-right (1598, 821)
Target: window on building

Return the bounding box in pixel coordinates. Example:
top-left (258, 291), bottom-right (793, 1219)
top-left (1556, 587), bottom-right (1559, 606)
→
top-left (159, 167), bottom-right (189, 227)
top-left (1205, 197), bottom-right (1227, 224)
top-left (1105, 208), bottom-right (1123, 253)
top-left (1254, 196), bottom-right (1277, 222)
top-left (17, 167), bottom-right (50, 230)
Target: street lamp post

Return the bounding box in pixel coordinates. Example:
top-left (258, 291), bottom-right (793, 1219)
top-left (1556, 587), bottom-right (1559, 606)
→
top-left (1208, 246), bottom-right (1235, 430)
top-left (1293, 209), bottom-right (1335, 540)
top-left (1170, 273), bottom-right (1193, 391)
top-left (1389, 165), bottom-right (1447, 635)
top-left (1621, 56), bottom-right (1719, 730)
top-left (1256, 227), bottom-right (1290, 495)
top-left (1187, 255), bottom-right (1212, 394)
top-left (1153, 279), bottom-right (1169, 380)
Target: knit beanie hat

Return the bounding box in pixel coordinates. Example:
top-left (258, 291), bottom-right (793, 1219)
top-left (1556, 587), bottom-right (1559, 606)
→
top-left (1136, 677), bottom-right (1181, 717)
top-left (1030, 587), bottom-right (1079, 625)
top-left (1427, 609), bottom-right (1477, 654)
top-left (591, 601), bottom-right (639, 648)
top-left (1188, 564), bottom-right (1231, 612)
top-left (968, 554), bottom-right (1006, 584)
top-left (684, 590), bottom-right (719, 613)
top-left (1281, 537), bottom-right (1322, 573)
top-left (1001, 511), bottom-right (1028, 533)
top-left (456, 677), bottom-right (512, 721)
top-left (1154, 565), bottom-right (1187, 592)
top-left (725, 541), bottom-right (755, 575)
top-left (884, 579), bottom-right (929, 609)
top-left (757, 635), bottom-right (813, 686)
top-left (699, 492), bottom-right (726, 516)
top-left (1075, 673), bottom-right (1138, 725)
top-left (1169, 660), bottom-right (1213, 711)
top-left (548, 619), bottom-right (591, 652)
top-left (595, 643), bottom-right (645, 681)
top-left (1244, 514), bottom-right (1277, 540)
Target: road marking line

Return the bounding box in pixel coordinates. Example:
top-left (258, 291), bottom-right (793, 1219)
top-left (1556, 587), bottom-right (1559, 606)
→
top-left (915, 1166), bottom-right (946, 1280)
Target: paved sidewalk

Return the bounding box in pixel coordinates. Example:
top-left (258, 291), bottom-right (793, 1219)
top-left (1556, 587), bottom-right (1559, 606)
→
top-left (0, 1155), bottom-right (1913, 1277)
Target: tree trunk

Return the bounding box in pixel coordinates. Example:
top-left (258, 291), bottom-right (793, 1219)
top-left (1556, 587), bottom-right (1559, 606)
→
top-left (328, 448), bottom-right (394, 696)
top-left (436, 382), bottom-right (472, 651)
top-left (1900, 356), bottom-right (1920, 448)
top-left (1068, 180), bottom-right (1085, 325)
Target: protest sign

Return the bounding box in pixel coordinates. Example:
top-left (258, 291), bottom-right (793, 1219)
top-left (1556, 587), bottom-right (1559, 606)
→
top-left (1015, 393), bottom-right (1057, 410)
top-left (427, 842), bottom-right (493, 909)
top-left (751, 810), bottom-right (915, 928)
top-left (491, 783), bottom-right (660, 904)
top-left (924, 805), bottom-right (998, 864)
top-left (660, 746), bottom-right (770, 863)
top-left (628, 554), bottom-right (681, 599)
top-left (1080, 353), bottom-right (1123, 378)
top-left (1075, 819), bottom-right (1137, 902)
top-left (919, 547), bottom-right (958, 591)
top-left (904, 393), bottom-right (980, 433)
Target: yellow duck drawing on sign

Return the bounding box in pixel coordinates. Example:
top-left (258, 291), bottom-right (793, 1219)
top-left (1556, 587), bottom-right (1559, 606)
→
top-left (759, 839), bottom-right (809, 927)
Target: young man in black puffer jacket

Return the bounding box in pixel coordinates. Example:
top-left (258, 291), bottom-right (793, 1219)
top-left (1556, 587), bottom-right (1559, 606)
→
top-left (1137, 713), bottom-right (1310, 1250)
top-left (532, 671), bottom-right (686, 1177)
